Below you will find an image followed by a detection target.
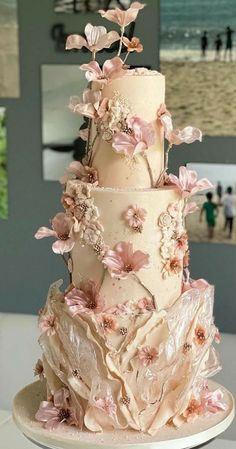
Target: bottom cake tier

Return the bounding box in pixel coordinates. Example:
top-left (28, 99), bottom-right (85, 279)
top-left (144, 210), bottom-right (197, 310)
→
top-left (35, 279), bottom-right (225, 436)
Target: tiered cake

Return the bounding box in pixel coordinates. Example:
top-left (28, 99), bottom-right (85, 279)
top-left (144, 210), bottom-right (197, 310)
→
top-left (34, 2), bottom-right (226, 437)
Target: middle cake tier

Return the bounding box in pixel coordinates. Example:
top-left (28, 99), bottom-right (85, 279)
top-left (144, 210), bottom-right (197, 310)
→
top-left (67, 181), bottom-right (187, 311)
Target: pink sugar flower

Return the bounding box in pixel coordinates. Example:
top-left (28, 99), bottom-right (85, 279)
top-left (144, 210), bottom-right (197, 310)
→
top-left (183, 398), bottom-right (204, 422)
top-left (35, 212), bottom-right (79, 254)
top-left (98, 314), bottom-right (119, 333)
top-left (66, 24), bottom-right (120, 55)
top-left (175, 232), bottom-right (189, 255)
top-left (138, 346), bottom-right (158, 367)
top-left (102, 241), bottom-right (150, 279)
top-left (157, 103), bottom-right (202, 146)
top-left (112, 115), bottom-right (155, 157)
top-left (69, 88), bottom-right (102, 119)
top-left (138, 297), bottom-right (155, 312)
top-left (98, 2), bottom-right (145, 28)
top-left (35, 387), bottom-right (80, 430)
top-left (183, 201), bottom-right (199, 216)
top-left (163, 256), bottom-right (182, 277)
top-left (124, 205), bottom-right (147, 230)
top-left (61, 193), bottom-right (76, 211)
top-left (201, 386), bottom-right (227, 413)
top-left (122, 36), bottom-right (143, 53)
top-left (65, 280), bottom-right (104, 315)
top-left (60, 161), bottom-right (98, 185)
top-left (80, 57), bottom-right (126, 83)
top-left (39, 314), bottom-right (56, 336)
top-left (168, 166), bottom-right (213, 198)
top-left (95, 394), bottom-right (117, 417)
top-left (34, 359), bottom-right (44, 381)
top-left (195, 326), bottom-right (207, 346)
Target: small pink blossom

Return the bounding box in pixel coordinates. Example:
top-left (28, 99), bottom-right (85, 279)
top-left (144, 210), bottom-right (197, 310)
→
top-left (35, 387), bottom-right (80, 429)
top-left (39, 314), bottom-right (56, 336)
top-left (122, 36), bottom-right (143, 52)
top-left (95, 394), bottom-right (117, 417)
top-left (102, 241), bottom-right (150, 279)
top-left (195, 326), bottom-right (207, 346)
top-left (69, 88), bottom-right (102, 119)
top-left (66, 24), bottom-right (120, 55)
top-left (35, 212), bottom-right (78, 254)
top-left (124, 205), bottom-right (147, 230)
top-left (137, 297), bottom-right (155, 312)
top-left (98, 2), bottom-right (145, 28)
top-left (98, 314), bottom-right (119, 333)
top-left (112, 115), bottom-right (155, 157)
top-left (201, 386), bottom-right (227, 413)
top-left (163, 256), bottom-right (182, 277)
top-left (175, 232), bottom-right (189, 255)
top-left (60, 161), bottom-right (98, 185)
top-left (34, 359), bottom-right (44, 381)
top-left (183, 398), bottom-right (204, 422)
top-left (183, 201), bottom-right (199, 216)
top-left (61, 193), bottom-right (76, 211)
top-left (80, 57), bottom-right (126, 83)
top-left (157, 103), bottom-right (202, 146)
top-left (65, 280), bottom-right (104, 315)
top-left (168, 166), bottom-right (213, 198)
top-left (138, 346), bottom-right (158, 367)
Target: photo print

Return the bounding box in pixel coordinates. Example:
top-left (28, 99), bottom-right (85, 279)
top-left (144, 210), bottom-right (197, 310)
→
top-left (160, 0), bottom-right (236, 136)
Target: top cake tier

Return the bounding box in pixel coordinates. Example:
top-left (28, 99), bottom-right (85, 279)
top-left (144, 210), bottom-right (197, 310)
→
top-left (89, 70), bottom-right (165, 189)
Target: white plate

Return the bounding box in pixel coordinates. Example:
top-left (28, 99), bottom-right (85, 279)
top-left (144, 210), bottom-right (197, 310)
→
top-left (13, 380), bottom-right (235, 449)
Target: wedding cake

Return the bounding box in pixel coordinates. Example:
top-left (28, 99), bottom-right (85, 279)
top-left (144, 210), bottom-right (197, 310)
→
top-left (34, 2), bottom-right (226, 436)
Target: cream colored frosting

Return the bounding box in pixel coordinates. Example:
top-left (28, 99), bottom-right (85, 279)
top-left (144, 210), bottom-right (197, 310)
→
top-left (90, 73), bottom-right (165, 188)
top-left (68, 182), bottom-right (184, 311)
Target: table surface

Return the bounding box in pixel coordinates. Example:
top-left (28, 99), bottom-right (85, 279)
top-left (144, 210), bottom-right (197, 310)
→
top-left (0, 410), bottom-right (235, 449)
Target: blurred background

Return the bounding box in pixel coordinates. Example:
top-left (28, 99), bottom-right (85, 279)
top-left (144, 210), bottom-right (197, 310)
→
top-left (0, 0), bottom-right (236, 335)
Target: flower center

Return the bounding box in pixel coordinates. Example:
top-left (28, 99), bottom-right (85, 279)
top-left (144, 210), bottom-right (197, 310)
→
top-left (124, 264), bottom-right (133, 273)
top-left (103, 319), bottom-right (112, 329)
top-left (58, 408), bottom-right (71, 421)
top-left (58, 233), bottom-right (69, 241)
top-left (87, 299), bottom-right (96, 309)
top-left (87, 173), bottom-right (95, 183)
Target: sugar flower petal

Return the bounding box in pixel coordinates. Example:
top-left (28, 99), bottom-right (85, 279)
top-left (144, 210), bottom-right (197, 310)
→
top-left (98, 2), bottom-right (145, 28)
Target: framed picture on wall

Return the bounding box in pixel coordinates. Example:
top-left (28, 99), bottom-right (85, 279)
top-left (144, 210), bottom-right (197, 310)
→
top-left (0, 0), bottom-right (20, 98)
top-left (160, 0), bottom-right (236, 136)
top-left (186, 162), bottom-right (236, 245)
top-left (54, 0), bottom-right (132, 13)
top-left (0, 107), bottom-right (8, 219)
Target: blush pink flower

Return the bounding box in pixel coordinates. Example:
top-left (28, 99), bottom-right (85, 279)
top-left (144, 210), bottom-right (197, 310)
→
top-left (98, 314), bottom-right (119, 333)
top-left (157, 103), bottom-right (202, 146)
top-left (69, 88), bottom-right (102, 119)
top-left (34, 359), bottom-right (44, 381)
top-left (102, 241), bottom-right (150, 279)
top-left (98, 2), bottom-right (145, 28)
top-left (175, 232), bottom-right (189, 256)
top-left (80, 57), bottom-right (126, 83)
top-left (195, 326), bottom-right (207, 346)
top-left (124, 205), bottom-right (147, 231)
top-left (61, 193), bottom-right (76, 212)
top-left (112, 115), bottom-right (155, 157)
top-left (168, 166), bottom-right (213, 198)
top-left (122, 36), bottom-right (143, 52)
top-left (66, 24), bottom-right (120, 55)
top-left (183, 201), bottom-right (199, 216)
top-left (137, 297), bottom-right (155, 312)
top-left (35, 387), bottom-right (80, 429)
top-left (201, 386), bottom-right (227, 413)
top-left (35, 212), bottom-right (78, 254)
top-left (138, 346), bottom-right (158, 367)
top-left (39, 314), bottom-right (56, 336)
top-left (163, 256), bottom-right (182, 277)
top-left (65, 280), bottom-right (104, 315)
top-left (60, 161), bottom-right (98, 185)
top-left (95, 394), bottom-right (117, 417)
top-left (183, 398), bottom-right (204, 422)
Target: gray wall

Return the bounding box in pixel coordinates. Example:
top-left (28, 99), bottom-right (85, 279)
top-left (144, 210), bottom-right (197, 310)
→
top-left (0, 0), bottom-right (235, 334)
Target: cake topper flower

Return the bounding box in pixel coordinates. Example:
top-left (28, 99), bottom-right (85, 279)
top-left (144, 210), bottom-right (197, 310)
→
top-left (168, 166), bottom-right (213, 198)
top-left (35, 212), bottom-right (79, 254)
top-left (102, 241), bottom-right (149, 279)
top-left (112, 115), bottom-right (155, 157)
top-left (98, 2), bottom-right (145, 28)
top-left (35, 387), bottom-right (80, 429)
top-left (80, 57), bottom-right (126, 83)
top-left (65, 280), bottom-right (104, 315)
top-left (66, 24), bottom-right (120, 60)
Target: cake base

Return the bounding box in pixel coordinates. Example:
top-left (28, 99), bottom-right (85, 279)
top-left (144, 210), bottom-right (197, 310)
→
top-left (13, 381), bottom-right (234, 449)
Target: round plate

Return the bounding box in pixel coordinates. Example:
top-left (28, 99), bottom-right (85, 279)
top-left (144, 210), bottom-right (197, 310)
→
top-left (13, 380), bottom-right (234, 449)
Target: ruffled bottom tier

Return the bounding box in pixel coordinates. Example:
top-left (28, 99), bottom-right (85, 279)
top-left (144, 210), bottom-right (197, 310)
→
top-left (38, 280), bottom-right (221, 436)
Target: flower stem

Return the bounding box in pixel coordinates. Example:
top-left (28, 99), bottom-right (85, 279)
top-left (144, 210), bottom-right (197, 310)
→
top-left (85, 118), bottom-right (92, 162)
top-left (133, 274), bottom-right (157, 309)
top-left (144, 153), bottom-right (154, 188)
top-left (92, 50), bottom-right (96, 61)
top-left (117, 27), bottom-right (125, 57)
top-left (123, 51), bottom-right (130, 64)
top-left (155, 144), bottom-right (172, 187)
top-left (88, 132), bottom-right (99, 166)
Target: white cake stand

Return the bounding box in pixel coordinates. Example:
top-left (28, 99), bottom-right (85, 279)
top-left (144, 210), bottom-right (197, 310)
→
top-left (13, 380), bottom-right (234, 449)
